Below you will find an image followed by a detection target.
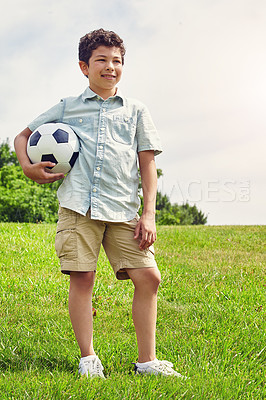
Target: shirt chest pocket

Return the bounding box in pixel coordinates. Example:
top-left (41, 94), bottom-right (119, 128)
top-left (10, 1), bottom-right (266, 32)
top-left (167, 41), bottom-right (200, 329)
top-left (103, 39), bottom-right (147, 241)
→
top-left (66, 117), bottom-right (95, 141)
top-left (109, 115), bottom-right (136, 145)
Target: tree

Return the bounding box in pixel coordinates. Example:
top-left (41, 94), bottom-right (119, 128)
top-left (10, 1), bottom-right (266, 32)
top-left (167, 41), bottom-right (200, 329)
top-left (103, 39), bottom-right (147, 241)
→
top-left (156, 191), bottom-right (172, 212)
top-left (139, 168), bottom-right (207, 225)
top-left (0, 140), bottom-right (19, 168)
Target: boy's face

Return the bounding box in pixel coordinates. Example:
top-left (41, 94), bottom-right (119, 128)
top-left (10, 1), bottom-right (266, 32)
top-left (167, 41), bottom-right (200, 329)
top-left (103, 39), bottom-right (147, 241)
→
top-left (79, 46), bottom-right (123, 99)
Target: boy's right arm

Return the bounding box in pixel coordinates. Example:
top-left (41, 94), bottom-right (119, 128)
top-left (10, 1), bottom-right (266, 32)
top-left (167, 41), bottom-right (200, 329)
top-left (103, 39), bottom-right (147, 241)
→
top-left (14, 127), bottom-right (65, 184)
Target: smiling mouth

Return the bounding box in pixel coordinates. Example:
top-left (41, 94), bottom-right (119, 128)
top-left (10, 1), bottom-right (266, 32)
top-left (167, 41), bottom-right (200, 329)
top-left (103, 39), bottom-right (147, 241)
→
top-left (101, 74), bottom-right (116, 79)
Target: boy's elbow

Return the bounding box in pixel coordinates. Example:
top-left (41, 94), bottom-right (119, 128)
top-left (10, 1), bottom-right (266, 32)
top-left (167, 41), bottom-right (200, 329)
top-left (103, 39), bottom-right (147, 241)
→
top-left (14, 132), bottom-right (22, 150)
top-left (15, 127), bottom-right (32, 142)
top-left (14, 134), bottom-right (19, 151)
top-left (14, 128), bottom-right (32, 155)
top-left (14, 134), bottom-right (19, 146)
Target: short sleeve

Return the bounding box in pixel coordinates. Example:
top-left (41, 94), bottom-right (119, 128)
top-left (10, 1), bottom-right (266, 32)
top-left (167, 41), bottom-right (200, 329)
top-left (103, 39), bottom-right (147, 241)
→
top-left (136, 104), bottom-right (162, 156)
top-left (27, 100), bottom-right (64, 132)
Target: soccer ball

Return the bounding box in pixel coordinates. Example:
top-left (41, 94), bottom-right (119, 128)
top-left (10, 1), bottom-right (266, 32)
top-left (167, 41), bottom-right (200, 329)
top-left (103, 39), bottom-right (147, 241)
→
top-left (27, 123), bottom-right (79, 175)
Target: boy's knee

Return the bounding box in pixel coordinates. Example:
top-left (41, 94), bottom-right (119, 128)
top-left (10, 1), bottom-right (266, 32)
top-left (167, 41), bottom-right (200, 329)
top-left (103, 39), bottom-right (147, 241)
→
top-left (70, 271), bottom-right (95, 289)
top-left (150, 268), bottom-right (161, 290)
top-left (131, 268), bottom-right (161, 292)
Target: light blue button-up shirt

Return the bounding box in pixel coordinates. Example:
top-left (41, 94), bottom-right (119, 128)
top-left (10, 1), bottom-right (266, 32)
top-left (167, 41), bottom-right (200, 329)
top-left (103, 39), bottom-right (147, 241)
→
top-left (28, 87), bottom-right (162, 222)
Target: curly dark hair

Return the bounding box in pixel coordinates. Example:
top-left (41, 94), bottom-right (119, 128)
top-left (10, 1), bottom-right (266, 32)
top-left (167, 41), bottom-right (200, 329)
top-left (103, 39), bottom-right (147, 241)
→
top-left (79, 28), bottom-right (126, 65)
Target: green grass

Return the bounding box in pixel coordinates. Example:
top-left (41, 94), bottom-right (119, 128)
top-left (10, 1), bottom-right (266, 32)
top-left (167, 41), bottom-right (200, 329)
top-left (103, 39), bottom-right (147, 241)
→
top-left (0, 223), bottom-right (265, 399)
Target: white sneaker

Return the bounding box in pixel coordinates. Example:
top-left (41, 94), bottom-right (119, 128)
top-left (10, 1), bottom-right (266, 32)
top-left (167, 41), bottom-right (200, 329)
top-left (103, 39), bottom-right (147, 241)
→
top-left (134, 359), bottom-right (184, 378)
top-left (78, 355), bottom-right (105, 379)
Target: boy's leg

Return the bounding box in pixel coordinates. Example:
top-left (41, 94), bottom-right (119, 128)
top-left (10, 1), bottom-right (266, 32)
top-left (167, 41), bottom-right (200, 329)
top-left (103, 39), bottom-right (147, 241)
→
top-left (102, 217), bottom-right (160, 362)
top-left (69, 271), bottom-right (96, 357)
top-left (126, 267), bottom-right (184, 377)
top-left (126, 267), bottom-right (161, 363)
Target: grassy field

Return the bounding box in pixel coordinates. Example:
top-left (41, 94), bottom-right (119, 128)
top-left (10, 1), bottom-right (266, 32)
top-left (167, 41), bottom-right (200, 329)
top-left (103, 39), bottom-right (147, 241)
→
top-left (0, 223), bottom-right (265, 399)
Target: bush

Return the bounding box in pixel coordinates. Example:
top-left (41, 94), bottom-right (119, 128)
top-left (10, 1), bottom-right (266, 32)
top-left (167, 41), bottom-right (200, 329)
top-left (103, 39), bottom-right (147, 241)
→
top-left (0, 165), bottom-right (60, 223)
top-left (155, 192), bottom-right (207, 226)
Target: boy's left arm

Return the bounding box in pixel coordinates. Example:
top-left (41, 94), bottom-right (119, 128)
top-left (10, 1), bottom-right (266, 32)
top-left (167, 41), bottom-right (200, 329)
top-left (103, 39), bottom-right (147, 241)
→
top-left (134, 150), bottom-right (157, 250)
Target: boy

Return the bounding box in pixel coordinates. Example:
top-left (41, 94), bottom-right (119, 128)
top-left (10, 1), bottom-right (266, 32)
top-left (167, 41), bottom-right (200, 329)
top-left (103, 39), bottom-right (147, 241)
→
top-left (14, 29), bottom-right (182, 378)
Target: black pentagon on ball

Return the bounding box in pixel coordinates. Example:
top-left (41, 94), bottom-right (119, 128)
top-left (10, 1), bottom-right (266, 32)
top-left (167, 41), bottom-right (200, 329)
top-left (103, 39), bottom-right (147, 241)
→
top-left (69, 152), bottom-right (79, 168)
top-left (41, 154), bottom-right (58, 168)
top-left (30, 131), bottom-right (41, 146)
top-left (53, 129), bottom-right (69, 143)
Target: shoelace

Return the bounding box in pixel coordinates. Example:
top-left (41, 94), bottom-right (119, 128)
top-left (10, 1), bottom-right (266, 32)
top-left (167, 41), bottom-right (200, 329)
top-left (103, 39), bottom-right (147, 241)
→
top-left (89, 358), bottom-right (104, 374)
top-left (156, 360), bottom-right (175, 373)
top-left (93, 359), bottom-right (104, 374)
top-left (96, 363), bottom-right (103, 373)
top-left (134, 360), bottom-right (174, 373)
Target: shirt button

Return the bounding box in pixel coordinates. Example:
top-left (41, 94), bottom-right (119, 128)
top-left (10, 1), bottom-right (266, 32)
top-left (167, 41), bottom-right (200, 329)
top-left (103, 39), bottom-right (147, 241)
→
top-left (99, 145), bottom-right (103, 150)
top-left (100, 127), bottom-right (105, 131)
top-left (96, 167), bottom-right (100, 171)
top-left (102, 108), bottom-right (106, 112)
top-left (92, 188), bottom-right (97, 193)
top-left (79, 118), bottom-right (83, 123)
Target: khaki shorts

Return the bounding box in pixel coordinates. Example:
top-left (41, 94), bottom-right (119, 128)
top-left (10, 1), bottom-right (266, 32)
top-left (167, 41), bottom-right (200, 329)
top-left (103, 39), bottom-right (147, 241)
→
top-left (55, 206), bottom-right (157, 280)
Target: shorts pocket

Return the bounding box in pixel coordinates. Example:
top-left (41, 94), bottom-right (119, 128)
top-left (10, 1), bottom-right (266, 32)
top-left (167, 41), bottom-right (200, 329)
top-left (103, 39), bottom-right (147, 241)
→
top-left (56, 207), bottom-right (77, 232)
top-left (55, 229), bottom-right (76, 259)
top-left (55, 207), bottom-right (78, 260)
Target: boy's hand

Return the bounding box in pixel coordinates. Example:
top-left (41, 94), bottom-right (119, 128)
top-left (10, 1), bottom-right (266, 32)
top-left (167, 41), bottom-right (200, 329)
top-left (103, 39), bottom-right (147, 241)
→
top-left (134, 212), bottom-right (156, 250)
top-left (23, 162), bottom-right (65, 184)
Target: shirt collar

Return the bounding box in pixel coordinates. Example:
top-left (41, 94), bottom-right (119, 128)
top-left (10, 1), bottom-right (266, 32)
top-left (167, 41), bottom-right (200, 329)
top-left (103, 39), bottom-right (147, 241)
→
top-left (81, 86), bottom-right (124, 104)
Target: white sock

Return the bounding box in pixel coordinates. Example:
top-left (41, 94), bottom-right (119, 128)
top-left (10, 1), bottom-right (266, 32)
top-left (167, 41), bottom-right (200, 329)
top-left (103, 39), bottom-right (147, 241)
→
top-left (80, 355), bottom-right (97, 362)
top-left (136, 358), bottom-right (158, 367)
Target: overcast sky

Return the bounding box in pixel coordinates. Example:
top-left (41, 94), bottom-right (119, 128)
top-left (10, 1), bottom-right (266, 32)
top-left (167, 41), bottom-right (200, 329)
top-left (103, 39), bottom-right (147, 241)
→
top-left (1, 0), bottom-right (265, 225)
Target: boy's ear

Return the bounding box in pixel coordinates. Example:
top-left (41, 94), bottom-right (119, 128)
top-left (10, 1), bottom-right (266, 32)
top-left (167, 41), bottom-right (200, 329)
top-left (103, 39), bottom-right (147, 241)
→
top-left (79, 61), bottom-right (89, 77)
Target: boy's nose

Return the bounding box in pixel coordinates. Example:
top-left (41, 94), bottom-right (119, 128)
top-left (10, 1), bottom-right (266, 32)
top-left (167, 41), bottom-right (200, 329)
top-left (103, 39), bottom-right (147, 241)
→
top-left (106, 62), bottom-right (114, 71)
